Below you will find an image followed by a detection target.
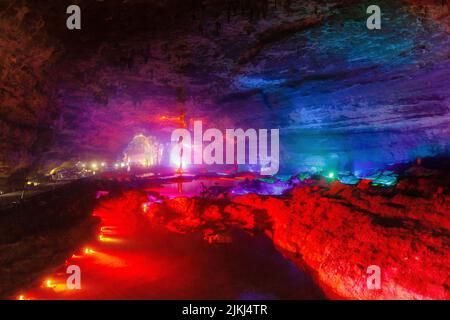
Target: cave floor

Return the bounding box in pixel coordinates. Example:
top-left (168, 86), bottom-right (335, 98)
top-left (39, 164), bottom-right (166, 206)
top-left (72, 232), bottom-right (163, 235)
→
top-left (19, 176), bottom-right (324, 300)
top-left (13, 162), bottom-right (449, 300)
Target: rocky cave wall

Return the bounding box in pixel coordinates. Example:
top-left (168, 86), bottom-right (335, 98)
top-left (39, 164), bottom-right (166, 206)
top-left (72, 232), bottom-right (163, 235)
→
top-left (0, 0), bottom-right (449, 181)
top-left (0, 1), bottom-right (58, 182)
top-left (149, 164), bottom-right (450, 299)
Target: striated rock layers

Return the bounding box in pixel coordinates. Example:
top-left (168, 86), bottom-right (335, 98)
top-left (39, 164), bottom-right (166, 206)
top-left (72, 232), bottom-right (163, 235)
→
top-left (1, 0), bottom-right (449, 180)
top-left (150, 166), bottom-right (450, 299)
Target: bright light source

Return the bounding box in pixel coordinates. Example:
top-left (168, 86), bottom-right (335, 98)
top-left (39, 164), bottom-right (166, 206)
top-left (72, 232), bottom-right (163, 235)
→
top-left (327, 172), bottom-right (335, 179)
top-left (17, 295), bottom-right (25, 300)
top-left (97, 235), bottom-right (121, 243)
top-left (84, 248), bottom-right (95, 254)
top-left (91, 162), bottom-right (98, 170)
top-left (45, 279), bottom-right (56, 289)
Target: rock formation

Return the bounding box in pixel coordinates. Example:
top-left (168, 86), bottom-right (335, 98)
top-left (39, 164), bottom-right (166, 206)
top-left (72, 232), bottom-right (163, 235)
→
top-left (149, 165), bottom-right (450, 299)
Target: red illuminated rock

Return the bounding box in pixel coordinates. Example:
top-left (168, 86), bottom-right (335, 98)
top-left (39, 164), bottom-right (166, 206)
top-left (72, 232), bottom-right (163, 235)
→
top-left (154, 168), bottom-right (450, 300)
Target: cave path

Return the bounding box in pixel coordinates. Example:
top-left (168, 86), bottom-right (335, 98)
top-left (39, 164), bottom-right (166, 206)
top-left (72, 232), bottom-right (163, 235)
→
top-left (23, 182), bottom-right (324, 300)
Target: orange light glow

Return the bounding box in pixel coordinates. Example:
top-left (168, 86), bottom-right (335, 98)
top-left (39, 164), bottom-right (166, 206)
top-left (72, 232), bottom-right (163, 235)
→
top-left (45, 279), bottom-right (56, 289)
top-left (103, 237), bottom-right (122, 244)
top-left (159, 114), bottom-right (186, 127)
top-left (100, 226), bottom-right (119, 235)
top-left (17, 295), bottom-right (25, 300)
top-left (84, 248), bottom-right (95, 255)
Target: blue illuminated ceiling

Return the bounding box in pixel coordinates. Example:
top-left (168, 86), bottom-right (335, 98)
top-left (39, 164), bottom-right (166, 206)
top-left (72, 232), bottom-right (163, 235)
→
top-left (227, 2), bottom-right (450, 172)
top-left (54, 1), bottom-right (450, 173)
top-left (1, 1), bottom-right (448, 175)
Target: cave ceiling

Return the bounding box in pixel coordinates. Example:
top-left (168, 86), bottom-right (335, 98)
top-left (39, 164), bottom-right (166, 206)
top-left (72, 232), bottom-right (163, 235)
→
top-left (0, 0), bottom-right (449, 176)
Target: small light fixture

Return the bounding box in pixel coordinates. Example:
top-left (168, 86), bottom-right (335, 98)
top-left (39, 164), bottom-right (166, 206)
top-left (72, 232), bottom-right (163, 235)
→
top-left (84, 248), bottom-right (94, 254)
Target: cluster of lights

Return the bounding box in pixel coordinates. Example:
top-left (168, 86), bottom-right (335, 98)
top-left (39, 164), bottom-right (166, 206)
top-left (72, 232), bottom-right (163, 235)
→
top-left (114, 162), bottom-right (129, 169)
top-left (113, 160), bottom-right (155, 169)
top-left (77, 161), bottom-right (107, 171)
top-left (16, 234), bottom-right (106, 299)
top-left (16, 196), bottom-right (125, 300)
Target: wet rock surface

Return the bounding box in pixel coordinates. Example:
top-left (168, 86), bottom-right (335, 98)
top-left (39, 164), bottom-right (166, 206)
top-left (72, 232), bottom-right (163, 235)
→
top-left (21, 184), bottom-right (325, 300)
top-left (150, 165), bottom-right (450, 299)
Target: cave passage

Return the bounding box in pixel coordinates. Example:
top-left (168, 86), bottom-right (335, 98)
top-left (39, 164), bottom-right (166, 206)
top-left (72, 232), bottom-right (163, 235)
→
top-left (20, 177), bottom-right (324, 300)
top-left (1, 0), bottom-right (449, 302)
